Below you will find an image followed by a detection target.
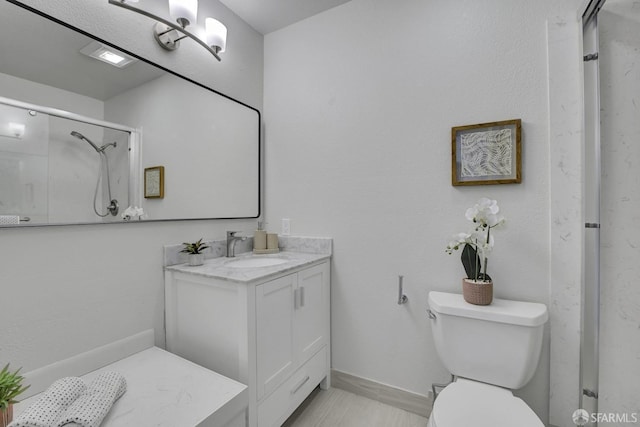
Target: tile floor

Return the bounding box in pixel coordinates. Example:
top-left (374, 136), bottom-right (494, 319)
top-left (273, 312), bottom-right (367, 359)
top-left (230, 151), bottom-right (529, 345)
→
top-left (283, 387), bottom-right (428, 427)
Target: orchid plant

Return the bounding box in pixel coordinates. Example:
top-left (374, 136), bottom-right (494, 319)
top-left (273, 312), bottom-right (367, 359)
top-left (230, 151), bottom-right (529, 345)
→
top-left (446, 198), bottom-right (505, 283)
top-left (121, 206), bottom-right (145, 221)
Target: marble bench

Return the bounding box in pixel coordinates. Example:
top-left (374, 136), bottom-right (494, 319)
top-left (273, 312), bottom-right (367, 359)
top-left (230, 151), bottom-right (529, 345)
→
top-left (14, 330), bottom-right (248, 427)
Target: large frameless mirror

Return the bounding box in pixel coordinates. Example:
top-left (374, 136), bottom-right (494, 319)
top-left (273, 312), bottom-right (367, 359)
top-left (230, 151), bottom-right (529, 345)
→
top-left (0, 0), bottom-right (260, 227)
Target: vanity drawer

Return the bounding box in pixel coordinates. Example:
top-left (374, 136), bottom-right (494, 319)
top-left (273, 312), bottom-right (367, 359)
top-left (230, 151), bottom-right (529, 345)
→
top-left (257, 346), bottom-right (327, 427)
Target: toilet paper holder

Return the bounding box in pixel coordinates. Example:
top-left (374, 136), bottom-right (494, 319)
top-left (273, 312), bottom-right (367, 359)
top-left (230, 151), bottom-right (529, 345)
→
top-left (397, 275), bottom-right (408, 305)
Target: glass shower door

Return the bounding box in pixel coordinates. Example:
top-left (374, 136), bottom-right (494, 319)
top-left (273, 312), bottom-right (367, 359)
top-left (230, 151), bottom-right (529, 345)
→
top-left (0, 103), bottom-right (49, 224)
top-left (0, 98), bottom-right (132, 226)
top-left (582, 11), bottom-right (601, 425)
top-left (581, 1), bottom-right (640, 425)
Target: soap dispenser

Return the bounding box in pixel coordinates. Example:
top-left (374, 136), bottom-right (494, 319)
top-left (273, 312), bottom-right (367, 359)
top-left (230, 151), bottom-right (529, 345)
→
top-left (253, 221), bottom-right (267, 252)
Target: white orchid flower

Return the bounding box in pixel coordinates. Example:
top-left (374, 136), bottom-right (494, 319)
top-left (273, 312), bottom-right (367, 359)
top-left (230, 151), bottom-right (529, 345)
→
top-left (474, 232), bottom-right (495, 258)
top-left (446, 232), bottom-right (473, 254)
top-left (465, 198), bottom-right (505, 228)
top-left (446, 198), bottom-right (506, 281)
top-left (122, 206), bottom-right (146, 220)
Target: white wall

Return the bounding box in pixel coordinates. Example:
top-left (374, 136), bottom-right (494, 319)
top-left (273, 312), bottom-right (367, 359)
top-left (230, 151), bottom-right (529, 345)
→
top-left (104, 74), bottom-right (259, 220)
top-left (598, 5), bottom-right (640, 418)
top-left (0, 0), bottom-right (263, 373)
top-left (0, 72), bottom-right (104, 119)
top-left (264, 0), bottom-right (583, 422)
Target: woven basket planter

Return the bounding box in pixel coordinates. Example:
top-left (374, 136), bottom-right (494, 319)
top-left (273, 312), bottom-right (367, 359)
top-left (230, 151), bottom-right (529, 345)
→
top-left (462, 278), bottom-right (493, 305)
top-left (1, 404), bottom-right (13, 427)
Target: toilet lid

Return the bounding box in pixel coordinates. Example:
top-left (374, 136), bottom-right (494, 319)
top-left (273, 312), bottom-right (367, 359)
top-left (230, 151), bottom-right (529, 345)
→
top-left (430, 379), bottom-right (544, 427)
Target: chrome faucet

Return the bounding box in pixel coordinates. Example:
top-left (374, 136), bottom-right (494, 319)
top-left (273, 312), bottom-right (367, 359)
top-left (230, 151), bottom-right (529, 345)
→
top-left (226, 231), bottom-right (247, 257)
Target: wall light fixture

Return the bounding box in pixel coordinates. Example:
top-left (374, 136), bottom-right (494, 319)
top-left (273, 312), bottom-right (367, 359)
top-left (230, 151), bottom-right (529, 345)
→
top-left (107, 0), bottom-right (227, 61)
top-left (0, 122), bottom-right (26, 140)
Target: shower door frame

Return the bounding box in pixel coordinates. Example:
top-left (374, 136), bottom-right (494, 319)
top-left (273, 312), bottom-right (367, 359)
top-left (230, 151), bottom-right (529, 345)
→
top-left (581, 0), bottom-right (605, 424)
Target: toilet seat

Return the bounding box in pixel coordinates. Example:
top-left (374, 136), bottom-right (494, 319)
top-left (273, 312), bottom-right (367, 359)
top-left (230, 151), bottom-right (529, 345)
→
top-left (429, 379), bottom-right (544, 427)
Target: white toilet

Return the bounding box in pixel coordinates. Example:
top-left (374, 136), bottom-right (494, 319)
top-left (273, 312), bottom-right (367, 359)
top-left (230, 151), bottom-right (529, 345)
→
top-left (427, 291), bottom-right (548, 427)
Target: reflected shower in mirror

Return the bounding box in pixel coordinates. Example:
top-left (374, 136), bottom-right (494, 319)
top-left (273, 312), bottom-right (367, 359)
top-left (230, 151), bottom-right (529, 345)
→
top-left (0, 0), bottom-right (260, 227)
top-left (69, 130), bottom-right (120, 218)
top-left (0, 99), bottom-right (133, 225)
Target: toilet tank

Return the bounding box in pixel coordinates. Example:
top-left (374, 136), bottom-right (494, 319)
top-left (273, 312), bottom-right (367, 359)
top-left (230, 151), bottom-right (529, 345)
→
top-left (428, 291), bottom-right (548, 389)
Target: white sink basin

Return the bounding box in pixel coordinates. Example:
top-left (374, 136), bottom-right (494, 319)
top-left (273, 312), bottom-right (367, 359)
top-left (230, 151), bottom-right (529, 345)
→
top-left (226, 257), bottom-right (288, 268)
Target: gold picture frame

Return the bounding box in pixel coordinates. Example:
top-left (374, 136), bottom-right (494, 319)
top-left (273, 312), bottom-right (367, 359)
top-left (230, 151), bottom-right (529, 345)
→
top-left (144, 166), bottom-right (164, 199)
top-left (452, 119), bottom-right (522, 186)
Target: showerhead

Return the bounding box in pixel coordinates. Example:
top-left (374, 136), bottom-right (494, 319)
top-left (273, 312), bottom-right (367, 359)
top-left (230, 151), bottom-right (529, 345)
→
top-left (70, 131), bottom-right (116, 153)
top-left (71, 131), bottom-right (101, 152)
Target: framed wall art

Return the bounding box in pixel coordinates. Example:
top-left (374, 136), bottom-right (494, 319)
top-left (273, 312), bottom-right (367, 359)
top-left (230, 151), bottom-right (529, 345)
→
top-left (144, 166), bottom-right (165, 199)
top-left (451, 119), bottom-right (522, 186)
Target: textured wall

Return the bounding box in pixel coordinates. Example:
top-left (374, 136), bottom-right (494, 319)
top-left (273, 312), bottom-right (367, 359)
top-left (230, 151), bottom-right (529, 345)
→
top-left (547, 14), bottom-right (584, 427)
top-left (104, 74), bottom-right (259, 219)
top-left (598, 4), bottom-right (640, 420)
top-left (264, 0), bottom-right (584, 422)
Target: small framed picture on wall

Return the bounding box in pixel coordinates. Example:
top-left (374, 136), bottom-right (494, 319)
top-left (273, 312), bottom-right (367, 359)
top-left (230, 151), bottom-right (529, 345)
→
top-left (451, 119), bottom-right (522, 186)
top-left (144, 166), bottom-right (164, 199)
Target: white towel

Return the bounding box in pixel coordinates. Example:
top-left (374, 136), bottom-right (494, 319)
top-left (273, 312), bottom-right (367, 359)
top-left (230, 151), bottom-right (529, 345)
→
top-left (55, 372), bottom-right (127, 427)
top-left (9, 377), bottom-right (86, 427)
top-left (0, 215), bottom-right (20, 225)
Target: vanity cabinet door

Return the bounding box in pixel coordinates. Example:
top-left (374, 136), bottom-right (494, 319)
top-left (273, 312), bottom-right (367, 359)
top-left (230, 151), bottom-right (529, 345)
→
top-left (295, 263), bottom-right (329, 365)
top-left (256, 273), bottom-right (297, 400)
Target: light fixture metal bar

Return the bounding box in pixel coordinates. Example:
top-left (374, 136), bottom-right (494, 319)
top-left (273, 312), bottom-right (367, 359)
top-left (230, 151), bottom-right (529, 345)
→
top-left (108, 0), bottom-right (221, 61)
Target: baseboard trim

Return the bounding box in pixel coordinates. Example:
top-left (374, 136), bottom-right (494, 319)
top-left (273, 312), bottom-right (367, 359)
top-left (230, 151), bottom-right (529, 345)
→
top-left (331, 369), bottom-right (433, 418)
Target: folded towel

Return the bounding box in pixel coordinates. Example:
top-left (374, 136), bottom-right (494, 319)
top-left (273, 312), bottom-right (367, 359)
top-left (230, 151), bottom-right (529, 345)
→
top-left (0, 215), bottom-right (20, 225)
top-left (55, 372), bottom-right (127, 427)
top-left (9, 377), bottom-right (86, 427)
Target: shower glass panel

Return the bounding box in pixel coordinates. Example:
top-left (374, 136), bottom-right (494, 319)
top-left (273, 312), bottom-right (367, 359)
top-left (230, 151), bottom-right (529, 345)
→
top-left (582, 1), bottom-right (640, 425)
top-left (48, 115), bottom-right (130, 223)
top-left (581, 11), bottom-right (601, 425)
top-left (0, 103), bottom-right (49, 224)
top-left (0, 100), bottom-right (131, 225)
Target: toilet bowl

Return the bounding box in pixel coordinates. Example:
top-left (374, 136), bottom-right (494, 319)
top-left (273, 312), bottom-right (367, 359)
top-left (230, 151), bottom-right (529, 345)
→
top-left (427, 291), bottom-right (548, 427)
top-left (426, 379), bottom-right (544, 427)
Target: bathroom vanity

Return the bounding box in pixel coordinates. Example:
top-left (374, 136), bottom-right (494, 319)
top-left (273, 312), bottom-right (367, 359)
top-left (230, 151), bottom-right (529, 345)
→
top-left (164, 251), bottom-right (331, 427)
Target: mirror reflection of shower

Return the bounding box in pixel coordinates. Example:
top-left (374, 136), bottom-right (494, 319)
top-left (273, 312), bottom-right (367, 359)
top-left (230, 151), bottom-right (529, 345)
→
top-left (70, 131), bottom-right (119, 217)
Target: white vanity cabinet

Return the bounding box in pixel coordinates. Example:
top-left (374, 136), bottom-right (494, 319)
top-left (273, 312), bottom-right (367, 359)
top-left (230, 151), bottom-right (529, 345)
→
top-left (165, 258), bottom-right (330, 427)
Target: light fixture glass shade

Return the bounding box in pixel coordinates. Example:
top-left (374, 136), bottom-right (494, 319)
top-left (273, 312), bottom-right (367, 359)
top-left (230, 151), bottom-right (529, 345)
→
top-left (169, 0), bottom-right (198, 27)
top-left (206, 18), bottom-right (227, 53)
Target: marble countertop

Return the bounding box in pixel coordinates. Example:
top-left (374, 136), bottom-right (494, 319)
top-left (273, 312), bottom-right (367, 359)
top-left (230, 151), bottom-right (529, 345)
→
top-left (15, 347), bottom-right (247, 427)
top-left (165, 251), bottom-right (331, 283)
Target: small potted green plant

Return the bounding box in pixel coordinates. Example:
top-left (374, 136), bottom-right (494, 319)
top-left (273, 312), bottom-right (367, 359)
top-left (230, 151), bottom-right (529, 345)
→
top-left (0, 364), bottom-right (30, 427)
top-left (181, 238), bottom-right (210, 266)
